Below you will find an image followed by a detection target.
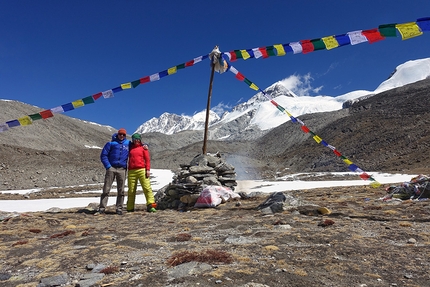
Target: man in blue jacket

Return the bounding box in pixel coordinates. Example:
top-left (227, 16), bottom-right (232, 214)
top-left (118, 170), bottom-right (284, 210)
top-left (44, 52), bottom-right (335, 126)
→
top-left (96, 128), bottom-right (130, 215)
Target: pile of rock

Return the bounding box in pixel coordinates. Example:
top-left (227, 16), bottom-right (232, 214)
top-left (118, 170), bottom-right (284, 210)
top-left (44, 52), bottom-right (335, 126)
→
top-left (155, 153), bottom-right (237, 210)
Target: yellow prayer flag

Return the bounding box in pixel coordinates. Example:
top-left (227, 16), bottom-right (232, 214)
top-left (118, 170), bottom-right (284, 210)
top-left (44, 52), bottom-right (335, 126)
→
top-left (121, 83), bottom-right (132, 89)
top-left (18, 116), bottom-right (32, 126)
top-left (249, 83), bottom-right (259, 91)
top-left (313, 135), bottom-right (322, 143)
top-left (285, 111), bottom-right (293, 117)
top-left (72, 99), bottom-right (84, 108)
top-left (342, 158), bottom-right (353, 165)
top-left (168, 67), bottom-right (177, 75)
top-left (240, 50), bottom-right (251, 60)
top-left (396, 22), bottom-right (423, 40)
top-left (273, 44), bottom-right (286, 56)
top-left (370, 181), bottom-right (381, 188)
top-left (321, 36), bottom-right (339, 50)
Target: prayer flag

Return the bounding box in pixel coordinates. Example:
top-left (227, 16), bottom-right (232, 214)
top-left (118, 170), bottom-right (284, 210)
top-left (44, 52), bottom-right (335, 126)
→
top-left (235, 72), bottom-right (245, 81)
top-left (102, 90), bottom-right (114, 99)
top-left (334, 34), bottom-right (351, 46)
top-left (347, 30), bottom-right (368, 45)
top-left (18, 116), bottom-right (32, 126)
top-left (362, 28), bottom-right (385, 43)
top-left (348, 164), bottom-right (358, 172)
top-left (40, 110), bottom-right (54, 119)
top-left (72, 99), bottom-right (84, 108)
top-left (321, 36), bottom-right (339, 50)
top-left (289, 42), bottom-right (302, 54)
top-left (310, 38), bottom-right (326, 50)
top-left (93, 92), bottom-right (103, 100)
top-left (29, 113), bottom-right (43, 121)
top-left (82, 96), bottom-right (95, 105)
top-left (266, 46), bottom-right (276, 57)
top-left (140, 76), bottom-right (150, 84)
top-left (240, 49), bottom-right (251, 60)
top-left (0, 123), bottom-right (9, 132)
top-left (274, 44), bottom-right (286, 56)
top-left (168, 67), bottom-right (177, 75)
top-left (417, 17), bottom-right (430, 31)
top-left (185, 60), bottom-right (195, 66)
top-left (51, 106), bottom-right (64, 114)
top-left (378, 24), bottom-right (398, 37)
top-left (259, 47), bottom-right (269, 58)
top-left (131, 80), bottom-right (140, 88)
top-left (300, 40), bottom-right (314, 54)
top-left (396, 22), bottom-right (423, 40)
top-left (112, 86), bottom-right (122, 93)
top-left (194, 55), bottom-right (204, 63)
top-left (313, 135), bottom-right (322, 143)
top-left (252, 48), bottom-right (263, 59)
top-left (333, 149), bottom-right (341, 157)
top-left (150, 73), bottom-right (160, 82)
top-left (159, 70), bottom-right (168, 78)
top-left (176, 63), bottom-right (185, 70)
top-left (121, 83), bottom-right (132, 89)
top-left (62, 103), bottom-right (74, 112)
top-left (301, 125), bottom-right (310, 133)
top-left (6, 119), bottom-right (20, 127)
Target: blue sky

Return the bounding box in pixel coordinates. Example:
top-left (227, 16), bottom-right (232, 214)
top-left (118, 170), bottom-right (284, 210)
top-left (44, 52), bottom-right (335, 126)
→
top-left (1, 0), bottom-right (430, 134)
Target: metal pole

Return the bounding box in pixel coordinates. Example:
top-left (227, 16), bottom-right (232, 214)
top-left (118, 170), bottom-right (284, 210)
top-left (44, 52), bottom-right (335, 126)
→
top-left (202, 61), bottom-right (216, 155)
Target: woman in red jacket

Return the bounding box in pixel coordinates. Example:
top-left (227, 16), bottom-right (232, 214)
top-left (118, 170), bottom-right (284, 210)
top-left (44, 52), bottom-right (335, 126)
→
top-left (126, 133), bottom-right (157, 212)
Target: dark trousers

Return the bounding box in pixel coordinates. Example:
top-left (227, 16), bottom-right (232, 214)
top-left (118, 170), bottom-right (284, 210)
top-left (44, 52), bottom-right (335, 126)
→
top-left (99, 167), bottom-right (126, 212)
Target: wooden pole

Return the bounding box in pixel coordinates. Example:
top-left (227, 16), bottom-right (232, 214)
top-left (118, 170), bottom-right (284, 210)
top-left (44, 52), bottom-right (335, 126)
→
top-left (202, 61), bottom-right (216, 155)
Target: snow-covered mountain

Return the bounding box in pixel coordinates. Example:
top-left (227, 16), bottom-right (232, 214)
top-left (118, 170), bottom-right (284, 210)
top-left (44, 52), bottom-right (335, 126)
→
top-left (136, 110), bottom-right (219, 135)
top-left (135, 58), bottom-right (430, 138)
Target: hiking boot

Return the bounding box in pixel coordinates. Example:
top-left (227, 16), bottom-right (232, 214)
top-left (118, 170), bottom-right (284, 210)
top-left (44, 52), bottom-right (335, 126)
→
top-left (116, 210), bottom-right (123, 215)
top-left (94, 210), bottom-right (105, 216)
top-left (147, 203), bottom-right (157, 212)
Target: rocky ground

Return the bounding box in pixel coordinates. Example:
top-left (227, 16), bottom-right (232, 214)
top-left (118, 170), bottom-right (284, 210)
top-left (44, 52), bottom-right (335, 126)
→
top-left (1, 181), bottom-right (430, 287)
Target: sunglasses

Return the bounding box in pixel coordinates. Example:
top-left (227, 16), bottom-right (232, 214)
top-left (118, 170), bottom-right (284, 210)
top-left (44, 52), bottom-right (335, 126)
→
top-left (118, 133), bottom-right (126, 136)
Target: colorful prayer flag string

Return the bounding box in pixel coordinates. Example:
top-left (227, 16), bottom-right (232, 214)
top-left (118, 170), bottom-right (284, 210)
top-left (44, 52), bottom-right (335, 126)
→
top-left (227, 64), bottom-right (381, 187)
top-left (221, 17), bottom-right (430, 62)
top-left (0, 54), bottom-right (209, 132)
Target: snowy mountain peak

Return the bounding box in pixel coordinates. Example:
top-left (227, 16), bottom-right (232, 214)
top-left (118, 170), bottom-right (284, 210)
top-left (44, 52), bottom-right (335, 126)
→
top-left (135, 57), bottom-right (430, 138)
top-left (135, 110), bottom-right (219, 135)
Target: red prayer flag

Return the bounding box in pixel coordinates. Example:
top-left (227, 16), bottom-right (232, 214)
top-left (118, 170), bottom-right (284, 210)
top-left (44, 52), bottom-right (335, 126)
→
top-left (235, 72), bottom-right (245, 81)
top-left (258, 47), bottom-right (269, 58)
top-left (360, 173), bottom-right (371, 180)
top-left (300, 40), bottom-right (314, 54)
top-left (140, 76), bottom-right (150, 84)
top-left (362, 28), bottom-right (385, 43)
top-left (229, 51), bottom-right (237, 62)
top-left (301, 125), bottom-right (310, 133)
top-left (185, 60), bottom-right (194, 67)
top-left (92, 92), bottom-right (103, 100)
top-left (40, 110), bottom-right (54, 119)
top-left (333, 149), bottom-right (342, 157)
top-left (270, 100), bottom-right (278, 107)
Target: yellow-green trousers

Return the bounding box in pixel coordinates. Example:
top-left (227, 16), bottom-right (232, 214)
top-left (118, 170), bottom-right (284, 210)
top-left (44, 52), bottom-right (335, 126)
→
top-left (127, 168), bottom-right (155, 212)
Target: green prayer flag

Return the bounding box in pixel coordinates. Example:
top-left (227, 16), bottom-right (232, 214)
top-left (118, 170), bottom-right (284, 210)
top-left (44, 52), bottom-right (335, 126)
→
top-left (29, 113), bottom-right (43, 121)
top-left (131, 80), bottom-right (140, 88)
top-left (82, 96), bottom-right (95, 105)
top-left (379, 24), bottom-right (398, 37)
top-left (176, 63), bottom-right (185, 69)
top-left (311, 39), bottom-right (326, 50)
top-left (266, 46), bottom-right (276, 56)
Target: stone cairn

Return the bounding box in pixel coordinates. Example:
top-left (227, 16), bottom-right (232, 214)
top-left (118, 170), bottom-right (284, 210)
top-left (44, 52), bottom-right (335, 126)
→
top-left (155, 153), bottom-right (237, 210)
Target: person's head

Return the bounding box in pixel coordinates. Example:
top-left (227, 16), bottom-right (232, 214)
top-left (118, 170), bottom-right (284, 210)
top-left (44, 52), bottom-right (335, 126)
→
top-left (117, 128), bottom-right (127, 140)
top-left (131, 133), bottom-right (141, 143)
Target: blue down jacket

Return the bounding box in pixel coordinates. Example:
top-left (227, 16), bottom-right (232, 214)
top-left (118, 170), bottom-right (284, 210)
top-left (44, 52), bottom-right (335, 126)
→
top-left (100, 133), bottom-right (130, 169)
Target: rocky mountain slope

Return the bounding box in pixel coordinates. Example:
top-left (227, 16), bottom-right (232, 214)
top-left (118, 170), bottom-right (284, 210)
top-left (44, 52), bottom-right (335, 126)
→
top-left (1, 78), bottom-right (429, 190)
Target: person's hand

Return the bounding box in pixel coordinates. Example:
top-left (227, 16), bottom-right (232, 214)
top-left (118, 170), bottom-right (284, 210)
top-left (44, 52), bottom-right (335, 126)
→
top-left (146, 170), bottom-right (150, 178)
top-left (143, 144), bottom-right (148, 150)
